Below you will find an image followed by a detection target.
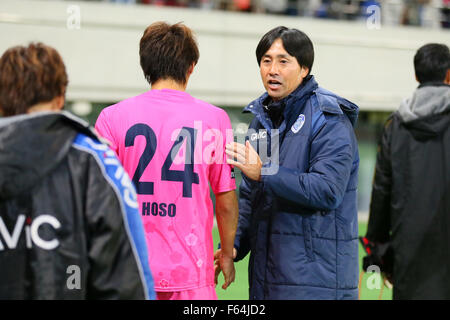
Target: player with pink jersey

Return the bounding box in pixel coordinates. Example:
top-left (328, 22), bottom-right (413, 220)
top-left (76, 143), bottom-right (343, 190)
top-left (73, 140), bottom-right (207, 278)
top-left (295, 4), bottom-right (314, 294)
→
top-left (95, 22), bottom-right (238, 300)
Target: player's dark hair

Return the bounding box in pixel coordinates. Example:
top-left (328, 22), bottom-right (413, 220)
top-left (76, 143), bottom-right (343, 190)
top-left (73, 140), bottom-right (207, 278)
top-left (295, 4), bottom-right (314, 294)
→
top-left (0, 42), bottom-right (68, 117)
top-left (414, 43), bottom-right (450, 84)
top-left (139, 22), bottom-right (199, 86)
top-left (256, 26), bottom-right (314, 75)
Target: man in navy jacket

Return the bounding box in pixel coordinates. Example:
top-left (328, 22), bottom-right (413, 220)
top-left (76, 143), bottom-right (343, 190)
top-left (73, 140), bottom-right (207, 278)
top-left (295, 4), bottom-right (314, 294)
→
top-left (216, 26), bottom-right (360, 299)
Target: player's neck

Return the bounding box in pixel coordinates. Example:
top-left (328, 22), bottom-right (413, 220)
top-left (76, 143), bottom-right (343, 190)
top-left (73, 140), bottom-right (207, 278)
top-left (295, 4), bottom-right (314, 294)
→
top-left (27, 97), bottom-right (64, 114)
top-left (151, 79), bottom-right (187, 92)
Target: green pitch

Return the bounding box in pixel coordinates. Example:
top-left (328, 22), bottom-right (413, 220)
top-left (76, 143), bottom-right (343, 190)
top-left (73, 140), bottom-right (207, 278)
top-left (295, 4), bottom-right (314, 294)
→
top-left (212, 222), bottom-right (392, 300)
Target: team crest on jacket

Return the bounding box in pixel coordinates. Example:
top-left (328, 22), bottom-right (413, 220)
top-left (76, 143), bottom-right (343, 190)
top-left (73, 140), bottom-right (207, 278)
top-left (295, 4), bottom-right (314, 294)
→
top-left (291, 114), bottom-right (305, 133)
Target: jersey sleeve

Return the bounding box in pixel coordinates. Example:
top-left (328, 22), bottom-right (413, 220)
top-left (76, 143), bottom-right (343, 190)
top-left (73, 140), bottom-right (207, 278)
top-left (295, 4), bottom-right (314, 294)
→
top-left (95, 109), bottom-right (118, 154)
top-left (208, 109), bottom-right (236, 194)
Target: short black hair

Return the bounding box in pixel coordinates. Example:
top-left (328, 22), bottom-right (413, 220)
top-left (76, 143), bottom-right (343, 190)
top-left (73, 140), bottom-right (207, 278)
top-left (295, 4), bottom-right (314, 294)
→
top-left (414, 43), bottom-right (450, 84)
top-left (139, 22), bottom-right (199, 85)
top-left (256, 26), bottom-right (314, 75)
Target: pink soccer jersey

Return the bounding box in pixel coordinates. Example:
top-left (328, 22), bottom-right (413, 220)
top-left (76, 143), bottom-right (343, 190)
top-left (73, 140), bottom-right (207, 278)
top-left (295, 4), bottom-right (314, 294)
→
top-left (95, 89), bottom-right (236, 292)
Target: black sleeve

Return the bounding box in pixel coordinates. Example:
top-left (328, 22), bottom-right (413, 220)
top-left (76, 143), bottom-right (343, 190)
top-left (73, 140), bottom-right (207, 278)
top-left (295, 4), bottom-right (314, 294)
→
top-left (84, 155), bottom-right (147, 300)
top-left (366, 115), bottom-right (394, 243)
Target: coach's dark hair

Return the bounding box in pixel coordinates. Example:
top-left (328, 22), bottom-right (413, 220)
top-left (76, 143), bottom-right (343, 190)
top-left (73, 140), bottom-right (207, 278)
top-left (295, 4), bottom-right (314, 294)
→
top-left (0, 42), bottom-right (68, 117)
top-left (139, 22), bottom-right (199, 85)
top-left (414, 43), bottom-right (450, 84)
top-left (256, 26), bottom-right (314, 75)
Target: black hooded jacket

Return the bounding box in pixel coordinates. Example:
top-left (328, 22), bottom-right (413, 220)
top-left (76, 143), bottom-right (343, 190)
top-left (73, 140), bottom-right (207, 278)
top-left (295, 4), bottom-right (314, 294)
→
top-left (366, 83), bottom-right (450, 299)
top-left (0, 111), bottom-right (152, 299)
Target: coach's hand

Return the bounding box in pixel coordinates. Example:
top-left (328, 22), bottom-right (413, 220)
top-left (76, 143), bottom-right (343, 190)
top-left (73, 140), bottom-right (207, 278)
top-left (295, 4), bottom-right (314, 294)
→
top-left (214, 248), bottom-right (237, 290)
top-left (226, 141), bottom-right (262, 181)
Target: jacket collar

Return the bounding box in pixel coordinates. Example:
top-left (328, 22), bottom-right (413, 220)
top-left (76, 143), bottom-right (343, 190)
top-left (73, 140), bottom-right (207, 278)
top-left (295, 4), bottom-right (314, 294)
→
top-left (418, 81), bottom-right (450, 89)
top-left (243, 76), bottom-right (319, 132)
top-left (244, 75), bottom-right (318, 115)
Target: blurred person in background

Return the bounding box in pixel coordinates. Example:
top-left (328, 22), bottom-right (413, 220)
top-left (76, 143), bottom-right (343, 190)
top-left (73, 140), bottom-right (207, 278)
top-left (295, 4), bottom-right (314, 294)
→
top-left (441, 0), bottom-right (450, 28)
top-left (0, 43), bottom-right (155, 299)
top-left (379, 0), bottom-right (403, 26)
top-left (95, 22), bottom-right (239, 300)
top-left (401, 0), bottom-right (438, 26)
top-left (140, 0), bottom-right (185, 6)
top-left (262, 0), bottom-right (288, 14)
top-left (104, 0), bottom-right (448, 27)
top-left (108, 0), bottom-right (137, 4)
top-left (365, 43), bottom-right (450, 299)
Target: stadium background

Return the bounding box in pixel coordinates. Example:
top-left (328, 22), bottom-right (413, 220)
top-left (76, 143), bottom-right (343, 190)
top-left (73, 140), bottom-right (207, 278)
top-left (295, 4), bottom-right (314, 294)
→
top-left (1, 0), bottom-right (449, 300)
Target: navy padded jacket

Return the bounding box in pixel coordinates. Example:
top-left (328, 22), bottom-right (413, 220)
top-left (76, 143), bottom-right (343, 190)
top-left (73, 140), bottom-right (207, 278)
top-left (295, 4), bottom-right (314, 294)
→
top-left (234, 76), bottom-right (360, 300)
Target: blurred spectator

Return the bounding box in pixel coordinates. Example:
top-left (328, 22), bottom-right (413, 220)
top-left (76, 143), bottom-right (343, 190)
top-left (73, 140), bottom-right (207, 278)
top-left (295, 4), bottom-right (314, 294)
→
top-left (234, 0), bottom-right (252, 11)
top-left (140, 0), bottom-right (186, 6)
top-left (443, 0), bottom-right (450, 28)
top-left (315, 0), bottom-right (331, 17)
top-left (296, 0), bottom-right (318, 16)
top-left (401, 0), bottom-right (423, 25)
top-left (361, 0), bottom-right (382, 21)
top-left (198, 0), bottom-right (216, 9)
top-left (261, 0), bottom-right (288, 14)
top-left (95, 0), bottom-right (450, 28)
top-left (109, 0), bottom-right (136, 3)
top-left (421, 0), bottom-right (442, 28)
top-left (401, 0), bottom-right (440, 27)
top-left (380, 0), bottom-right (404, 26)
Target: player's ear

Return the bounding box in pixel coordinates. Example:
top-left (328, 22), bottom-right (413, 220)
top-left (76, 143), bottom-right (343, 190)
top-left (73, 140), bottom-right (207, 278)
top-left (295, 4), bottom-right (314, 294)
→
top-left (53, 95), bottom-right (65, 111)
top-left (300, 66), bottom-right (309, 79)
top-left (188, 63), bottom-right (195, 76)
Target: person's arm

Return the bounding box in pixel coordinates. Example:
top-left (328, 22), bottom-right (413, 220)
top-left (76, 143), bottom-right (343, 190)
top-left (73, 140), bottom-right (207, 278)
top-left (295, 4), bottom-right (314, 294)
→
top-left (366, 116), bottom-right (393, 243)
top-left (80, 139), bottom-right (155, 299)
top-left (209, 109), bottom-right (239, 289)
top-left (122, 182), bottom-right (157, 300)
top-left (233, 174), bottom-right (254, 261)
top-left (214, 190), bottom-right (238, 290)
top-left (214, 172), bottom-right (254, 285)
top-left (228, 118), bottom-right (357, 212)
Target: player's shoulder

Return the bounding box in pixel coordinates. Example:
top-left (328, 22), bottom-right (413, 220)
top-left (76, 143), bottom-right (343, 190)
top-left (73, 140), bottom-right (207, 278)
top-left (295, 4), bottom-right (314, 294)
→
top-left (100, 92), bottom-right (149, 115)
top-left (72, 132), bottom-right (109, 157)
top-left (71, 133), bottom-right (139, 209)
top-left (71, 133), bottom-right (124, 184)
top-left (311, 87), bottom-right (358, 126)
top-left (97, 101), bottom-right (121, 120)
top-left (192, 97), bottom-right (229, 119)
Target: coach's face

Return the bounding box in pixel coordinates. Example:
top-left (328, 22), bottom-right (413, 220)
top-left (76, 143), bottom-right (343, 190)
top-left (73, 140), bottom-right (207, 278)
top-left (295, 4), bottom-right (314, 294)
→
top-left (260, 38), bottom-right (309, 101)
